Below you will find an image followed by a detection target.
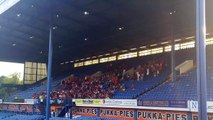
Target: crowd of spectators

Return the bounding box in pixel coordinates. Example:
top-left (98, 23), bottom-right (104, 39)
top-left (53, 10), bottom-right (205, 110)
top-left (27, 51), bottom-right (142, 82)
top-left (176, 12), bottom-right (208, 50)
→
top-left (32, 72), bottom-right (121, 99)
top-left (32, 58), bottom-right (166, 99)
top-left (122, 59), bottom-right (165, 81)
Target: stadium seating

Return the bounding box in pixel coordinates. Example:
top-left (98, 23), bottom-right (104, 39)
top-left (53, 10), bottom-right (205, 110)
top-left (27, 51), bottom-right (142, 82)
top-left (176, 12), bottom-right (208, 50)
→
top-left (140, 67), bottom-right (213, 101)
top-left (7, 47), bottom-right (213, 101)
top-left (7, 80), bottom-right (59, 100)
top-left (4, 54), bottom-right (169, 101)
top-left (0, 111), bottom-right (44, 120)
top-left (2, 47), bottom-right (213, 120)
top-left (2, 114), bottom-right (44, 120)
top-left (29, 57), bottom-right (168, 100)
top-left (0, 112), bottom-right (14, 119)
top-left (111, 70), bottom-right (169, 99)
top-left (138, 46), bottom-right (213, 101)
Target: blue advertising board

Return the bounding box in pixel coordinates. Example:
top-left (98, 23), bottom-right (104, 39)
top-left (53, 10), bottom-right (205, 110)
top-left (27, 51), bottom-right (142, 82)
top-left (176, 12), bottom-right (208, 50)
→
top-left (137, 100), bottom-right (187, 108)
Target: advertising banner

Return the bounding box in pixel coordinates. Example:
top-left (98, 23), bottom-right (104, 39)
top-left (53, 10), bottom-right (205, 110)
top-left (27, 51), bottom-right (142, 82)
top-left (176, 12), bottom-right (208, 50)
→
top-left (7, 104), bottom-right (19, 111)
top-left (12, 99), bottom-right (24, 103)
top-left (102, 99), bottom-right (137, 107)
top-left (137, 100), bottom-right (187, 108)
top-left (74, 99), bottom-right (102, 106)
top-left (72, 107), bottom-right (97, 116)
top-left (189, 101), bottom-right (213, 112)
top-left (100, 108), bottom-right (134, 120)
top-left (2, 104), bottom-right (8, 110)
top-left (137, 110), bottom-right (188, 120)
top-left (208, 102), bottom-right (213, 112)
top-left (51, 105), bottom-right (63, 112)
top-left (0, 104), bottom-right (40, 113)
top-left (24, 99), bottom-right (37, 104)
top-left (191, 113), bottom-right (213, 120)
top-left (19, 105), bottom-right (33, 112)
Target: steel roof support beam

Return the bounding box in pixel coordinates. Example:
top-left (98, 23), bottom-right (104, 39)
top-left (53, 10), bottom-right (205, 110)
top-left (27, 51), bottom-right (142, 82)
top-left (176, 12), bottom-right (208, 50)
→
top-left (45, 23), bottom-right (53, 120)
top-left (46, 1), bottom-right (53, 119)
top-left (196, 0), bottom-right (207, 119)
top-left (170, 10), bottom-right (176, 82)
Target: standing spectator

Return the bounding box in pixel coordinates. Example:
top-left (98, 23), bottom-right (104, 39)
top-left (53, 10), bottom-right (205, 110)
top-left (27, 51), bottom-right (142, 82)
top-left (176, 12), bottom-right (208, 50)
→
top-left (136, 72), bottom-right (140, 81)
top-left (122, 69), bottom-right (126, 80)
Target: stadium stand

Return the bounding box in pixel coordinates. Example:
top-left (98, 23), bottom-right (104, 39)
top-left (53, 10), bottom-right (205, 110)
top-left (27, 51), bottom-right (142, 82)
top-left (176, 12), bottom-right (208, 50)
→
top-left (111, 58), bottom-right (169, 99)
top-left (140, 67), bottom-right (213, 101)
top-left (5, 53), bottom-right (170, 101)
top-left (140, 70), bottom-right (197, 100)
top-left (0, 0), bottom-right (213, 119)
top-left (29, 56), bottom-right (168, 100)
top-left (2, 47), bottom-right (212, 119)
top-left (139, 46), bottom-right (213, 101)
top-left (6, 46), bottom-right (212, 101)
top-left (111, 69), bottom-right (169, 99)
top-left (7, 80), bottom-right (58, 100)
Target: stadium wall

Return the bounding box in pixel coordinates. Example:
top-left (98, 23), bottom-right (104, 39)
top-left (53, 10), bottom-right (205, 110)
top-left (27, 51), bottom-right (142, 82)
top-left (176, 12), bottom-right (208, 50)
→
top-left (1, 99), bottom-right (213, 120)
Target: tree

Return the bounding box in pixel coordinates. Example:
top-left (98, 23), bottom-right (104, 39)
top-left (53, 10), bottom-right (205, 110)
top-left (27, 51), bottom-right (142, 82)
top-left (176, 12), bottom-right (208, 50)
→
top-left (0, 72), bottom-right (21, 98)
top-left (0, 72), bottom-right (22, 84)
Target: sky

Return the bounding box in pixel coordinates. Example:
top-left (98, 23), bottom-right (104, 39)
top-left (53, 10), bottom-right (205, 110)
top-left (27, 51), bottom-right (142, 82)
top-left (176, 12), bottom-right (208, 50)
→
top-left (0, 61), bottom-right (24, 80)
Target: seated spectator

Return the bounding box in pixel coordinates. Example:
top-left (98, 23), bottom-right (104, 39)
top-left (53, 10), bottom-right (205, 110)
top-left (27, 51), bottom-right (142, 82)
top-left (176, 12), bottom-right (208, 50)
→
top-left (131, 84), bottom-right (135, 90)
top-left (120, 84), bottom-right (126, 91)
top-left (122, 87), bottom-right (126, 91)
top-left (140, 73), bottom-right (144, 81)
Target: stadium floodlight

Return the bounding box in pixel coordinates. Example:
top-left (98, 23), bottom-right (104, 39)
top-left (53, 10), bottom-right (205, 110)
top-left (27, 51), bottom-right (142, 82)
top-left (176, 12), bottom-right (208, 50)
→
top-left (161, 41), bottom-right (169, 45)
top-left (130, 48), bottom-right (137, 51)
top-left (174, 39), bottom-right (181, 42)
top-left (105, 53), bottom-right (110, 56)
top-left (0, 0), bottom-right (20, 15)
top-left (185, 36), bottom-right (195, 40)
top-left (140, 46), bottom-right (146, 49)
top-left (150, 44), bottom-right (157, 47)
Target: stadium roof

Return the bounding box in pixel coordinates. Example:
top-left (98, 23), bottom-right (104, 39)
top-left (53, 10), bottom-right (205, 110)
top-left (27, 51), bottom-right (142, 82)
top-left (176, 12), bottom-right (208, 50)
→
top-left (0, 0), bottom-right (212, 64)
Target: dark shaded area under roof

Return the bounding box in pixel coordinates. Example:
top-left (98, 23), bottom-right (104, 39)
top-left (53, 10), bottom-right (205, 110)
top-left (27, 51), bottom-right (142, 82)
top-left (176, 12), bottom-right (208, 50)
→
top-left (0, 0), bottom-right (213, 65)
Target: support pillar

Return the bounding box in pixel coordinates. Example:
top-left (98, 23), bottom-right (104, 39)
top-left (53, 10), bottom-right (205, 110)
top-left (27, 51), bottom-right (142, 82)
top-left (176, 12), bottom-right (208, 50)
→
top-left (170, 10), bottom-right (176, 81)
top-left (196, 0), bottom-right (207, 119)
top-left (45, 24), bottom-right (53, 120)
